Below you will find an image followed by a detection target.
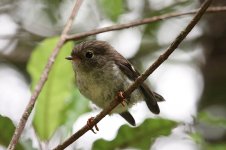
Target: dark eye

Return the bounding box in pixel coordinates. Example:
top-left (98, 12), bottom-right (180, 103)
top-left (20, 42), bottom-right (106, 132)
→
top-left (85, 51), bottom-right (94, 58)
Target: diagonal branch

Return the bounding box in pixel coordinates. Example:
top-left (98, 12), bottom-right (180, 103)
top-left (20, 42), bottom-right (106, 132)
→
top-left (66, 6), bottom-right (226, 41)
top-left (53, 0), bottom-right (213, 150)
top-left (7, 0), bottom-right (84, 150)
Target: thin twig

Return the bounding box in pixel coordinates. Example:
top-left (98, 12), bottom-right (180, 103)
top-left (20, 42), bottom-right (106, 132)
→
top-left (7, 0), bottom-right (84, 150)
top-left (1, 6), bottom-right (225, 41)
top-left (66, 6), bottom-right (226, 41)
top-left (53, 0), bottom-right (213, 149)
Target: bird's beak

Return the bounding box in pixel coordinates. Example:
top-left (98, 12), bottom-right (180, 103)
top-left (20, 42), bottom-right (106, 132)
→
top-left (65, 55), bottom-right (81, 63)
top-left (65, 56), bottom-right (73, 60)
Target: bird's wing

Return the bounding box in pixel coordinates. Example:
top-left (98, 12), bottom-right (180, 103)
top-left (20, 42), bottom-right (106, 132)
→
top-left (115, 59), bottom-right (161, 114)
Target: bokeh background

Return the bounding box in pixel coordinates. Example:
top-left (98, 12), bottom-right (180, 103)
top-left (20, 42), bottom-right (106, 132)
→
top-left (0, 0), bottom-right (226, 149)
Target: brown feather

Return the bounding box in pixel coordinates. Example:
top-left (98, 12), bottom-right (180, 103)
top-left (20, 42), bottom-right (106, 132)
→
top-left (114, 52), bottom-right (161, 114)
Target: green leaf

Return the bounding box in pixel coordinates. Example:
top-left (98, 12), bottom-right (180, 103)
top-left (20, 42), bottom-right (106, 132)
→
top-left (98, 0), bottom-right (124, 21)
top-left (190, 132), bottom-right (226, 150)
top-left (28, 37), bottom-right (82, 140)
top-left (198, 112), bottom-right (226, 128)
top-left (0, 115), bottom-right (23, 149)
top-left (206, 143), bottom-right (226, 150)
top-left (93, 118), bottom-right (177, 150)
top-left (190, 112), bottom-right (226, 150)
top-left (190, 132), bottom-right (203, 145)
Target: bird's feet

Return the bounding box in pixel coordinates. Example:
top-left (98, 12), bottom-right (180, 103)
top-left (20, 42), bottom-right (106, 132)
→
top-left (117, 91), bottom-right (127, 107)
top-left (87, 117), bottom-right (99, 134)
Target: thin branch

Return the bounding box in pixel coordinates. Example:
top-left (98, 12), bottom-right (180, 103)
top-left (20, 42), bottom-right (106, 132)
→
top-left (7, 0), bottom-right (84, 150)
top-left (66, 6), bottom-right (226, 41)
top-left (1, 6), bottom-right (225, 41)
top-left (53, 0), bottom-right (213, 149)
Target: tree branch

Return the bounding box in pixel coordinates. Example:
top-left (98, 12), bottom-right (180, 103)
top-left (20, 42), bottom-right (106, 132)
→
top-left (53, 0), bottom-right (213, 149)
top-left (1, 6), bottom-right (225, 40)
top-left (66, 6), bottom-right (226, 41)
top-left (7, 0), bottom-right (84, 150)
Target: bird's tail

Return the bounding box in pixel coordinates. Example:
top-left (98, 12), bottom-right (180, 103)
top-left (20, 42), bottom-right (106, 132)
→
top-left (140, 84), bottom-right (165, 114)
top-left (153, 92), bottom-right (165, 102)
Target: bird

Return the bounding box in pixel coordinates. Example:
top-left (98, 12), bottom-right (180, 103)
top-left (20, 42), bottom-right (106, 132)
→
top-left (66, 40), bottom-right (164, 128)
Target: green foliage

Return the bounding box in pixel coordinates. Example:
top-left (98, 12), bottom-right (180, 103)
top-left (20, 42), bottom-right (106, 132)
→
top-left (205, 143), bottom-right (226, 150)
top-left (147, 0), bottom-right (192, 17)
top-left (190, 132), bottom-right (203, 145)
top-left (42, 0), bottom-right (63, 23)
top-left (198, 112), bottom-right (226, 128)
top-left (190, 132), bottom-right (226, 150)
top-left (0, 115), bottom-right (23, 149)
top-left (190, 112), bottom-right (226, 150)
top-left (20, 139), bottom-right (37, 150)
top-left (98, 0), bottom-right (125, 21)
top-left (93, 118), bottom-right (177, 150)
top-left (136, 0), bottom-right (193, 60)
top-left (28, 37), bottom-right (89, 140)
top-left (61, 88), bottom-right (90, 130)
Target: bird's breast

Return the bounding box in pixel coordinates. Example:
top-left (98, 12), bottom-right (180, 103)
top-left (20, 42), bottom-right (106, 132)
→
top-left (75, 64), bottom-right (143, 112)
top-left (76, 63), bottom-right (118, 108)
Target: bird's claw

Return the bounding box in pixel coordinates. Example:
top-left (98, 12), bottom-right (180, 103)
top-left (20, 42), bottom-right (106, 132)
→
top-left (87, 117), bottom-right (99, 134)
top-left (117, 91), bottom-right (127, 107)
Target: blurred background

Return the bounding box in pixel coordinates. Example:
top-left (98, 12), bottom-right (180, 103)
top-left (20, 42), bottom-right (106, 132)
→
top-left (0, 0), bottom-right (226, 150)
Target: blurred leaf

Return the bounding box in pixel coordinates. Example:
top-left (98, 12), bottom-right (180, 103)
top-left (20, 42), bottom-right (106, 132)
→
top-left (0, 115), bottom-right (23, 149)
top-left (198, 112), bottom-right (226, 128)
top-left (42, 0), bottom-right (63, 23)
top-left (205, 143), bottom-right (226, 150)
top-left (93, 118), bottom-right (177, 150)
top-left (190, 132), bottom-right (226, 150)
top-left (190, 112), bottom-right (226, 150)
top-left (135, 21), bottom-right (161, 59)
top-left (61, 88), bottom-right (90, 130)
top-left (135, 0), bottom-right (193, 60)
top-left (190, 132), bottom-right (203, 145)
top-left (21, 139), bottom-right (37, 150)
top-left (28, 37), bottom-right (89, 140)
top-left (98, 0), bottom-right (124, 21)
top-left (145, 0), bottom-right (192, 17)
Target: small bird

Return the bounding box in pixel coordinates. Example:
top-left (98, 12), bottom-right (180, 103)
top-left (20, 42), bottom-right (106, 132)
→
top-left (66, 40), bottom-right (164, 127)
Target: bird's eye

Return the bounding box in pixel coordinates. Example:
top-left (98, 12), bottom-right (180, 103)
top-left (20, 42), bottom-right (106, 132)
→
top-left (85, 51), bottom-right (94, 58)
